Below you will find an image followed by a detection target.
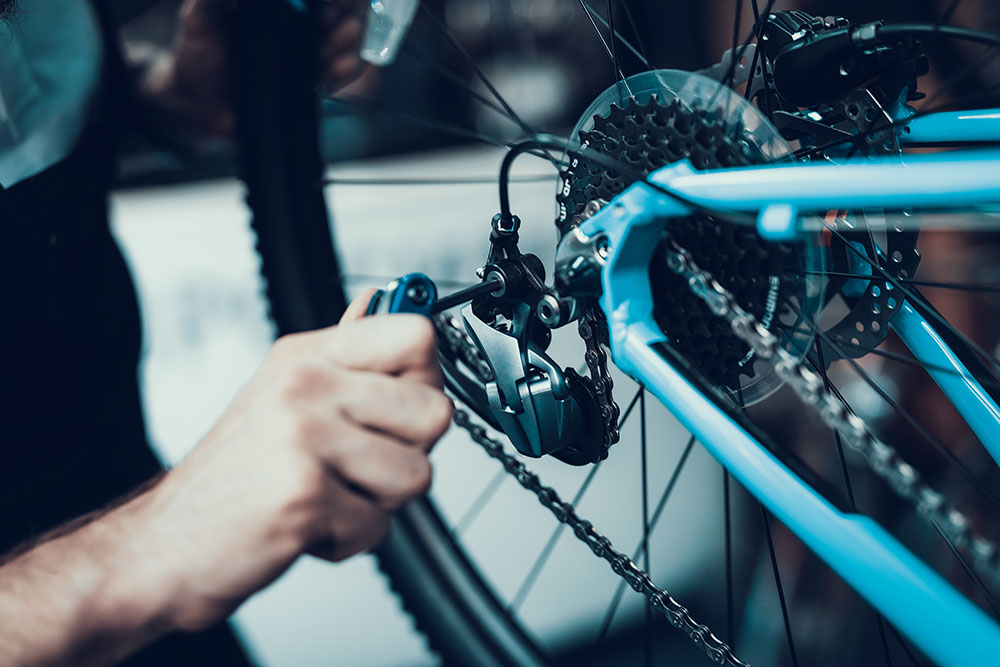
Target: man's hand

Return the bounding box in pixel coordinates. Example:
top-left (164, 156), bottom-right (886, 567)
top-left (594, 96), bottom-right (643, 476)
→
top-left (137, 299), bottom-right (451, 630)
top-left (141, 0), bottom-right (368, 137)
top-left (0, 296), bottom-right (451, 664)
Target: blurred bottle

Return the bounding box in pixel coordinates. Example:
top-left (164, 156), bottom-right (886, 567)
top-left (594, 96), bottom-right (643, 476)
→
top-left (361, 0), bottom-right (419, 66)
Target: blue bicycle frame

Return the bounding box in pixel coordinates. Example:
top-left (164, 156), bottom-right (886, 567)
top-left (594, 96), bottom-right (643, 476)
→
top-left (576, 113), bottom-right (1000, 666)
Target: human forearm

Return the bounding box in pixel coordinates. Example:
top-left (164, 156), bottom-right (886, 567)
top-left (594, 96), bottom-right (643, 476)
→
top-left (0, 487), bottom-right (177, 666)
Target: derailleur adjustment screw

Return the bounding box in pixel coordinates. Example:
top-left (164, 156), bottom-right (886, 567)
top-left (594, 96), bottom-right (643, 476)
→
top-left (492, 212), bottom-right (521, 235)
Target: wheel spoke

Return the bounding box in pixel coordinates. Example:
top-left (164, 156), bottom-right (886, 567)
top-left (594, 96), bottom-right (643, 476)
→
top-left (324, 174), bottom-right (553, 186)
top-left (618, 0), bottom-right (652, 67)
top-left (813, 341), bottom-right (894, 666)
top-left (596, 434), bottom-right (697, 643)
top-left (784, 320), bottom-right (1000, 393)
top-left (453, 469), bottom-right (508, 537)
top-left (930, 518), bottom-right (1000, 618)
top-left (793, 269), bottom-right (1000, 295)
top-left (617, 387), bottom-right (644, 432)
top-left (417, 3), bottom-right (561, 166)
top-left (711, 0), bottom-right (776, 103)
top-left (796, 74), bottom-right (1000, 159)
top-left (578, 0), bottom-right (652, 69)
top-left (790, 308), bottom-right (1000, 513)
top-left (724, 469), bottom-right (735, 644)
top-left (506, 389), bottom-right (640, 614)
top-left (328, 96), bottom-right (563, 162)
top-left (400, 44), bottom-right (526, 124)
top-left (743, 22), bottom-right (763, 102)
top-left (508, 460), bottom-right (604, 613)
top-left (889, 624), bottom-right (927, 666)
top-left (729, 0), bottom-right (744, 83)
top-left (607, 0), bottom-right (627, 103)
top-left (577, 0), bottom-right (634, 98)
top-left (640, 389), bottom-right (653, 667)
top-left (812, 341), bottom-right (858, 505)
top-left (759, 504), bottom-right (800, 667)
top-left (783, 300), bottom-right (1000, 513)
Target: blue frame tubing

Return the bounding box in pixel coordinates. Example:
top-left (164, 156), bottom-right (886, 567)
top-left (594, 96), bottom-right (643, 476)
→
top-left (575, 154), bottom-right (1000, 665)
top-left (642, 151), bottom-right (1000, 236)
top-left (891, 303), bottom-right (1000, 466)
top-left (903, 108), bottom-right (1000, 145)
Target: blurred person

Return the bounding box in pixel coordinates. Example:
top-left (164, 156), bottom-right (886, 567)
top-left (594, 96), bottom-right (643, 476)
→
top-left (0, 1), bottom-right (439, 664)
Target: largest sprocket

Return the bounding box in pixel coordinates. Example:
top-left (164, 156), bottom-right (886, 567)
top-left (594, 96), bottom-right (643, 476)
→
top-left (557, 70), bottom-right (821, 405)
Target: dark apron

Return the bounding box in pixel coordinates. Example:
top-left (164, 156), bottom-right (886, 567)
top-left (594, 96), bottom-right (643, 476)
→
top-left (0, 3), bottom-right (250, 664)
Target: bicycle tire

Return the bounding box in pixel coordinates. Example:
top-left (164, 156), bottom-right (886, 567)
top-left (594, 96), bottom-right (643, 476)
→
top-left (230, 2), bottom-right (544, 664)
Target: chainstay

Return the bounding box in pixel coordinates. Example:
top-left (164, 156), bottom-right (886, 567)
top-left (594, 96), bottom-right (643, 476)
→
top-left (450, 405), bottom-right (749, 667)
top-left (664, 240), bottom-right (1000, 590)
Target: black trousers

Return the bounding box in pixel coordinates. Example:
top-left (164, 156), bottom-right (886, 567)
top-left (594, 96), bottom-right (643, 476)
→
top-left (0, 146), bottom-right (251, 665)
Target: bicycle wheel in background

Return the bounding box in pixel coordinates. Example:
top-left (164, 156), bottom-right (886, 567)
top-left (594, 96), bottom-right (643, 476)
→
top-left (229, 1), bottom-right (544, 665)
top-left (232, 1), bottom-right (1000, 665)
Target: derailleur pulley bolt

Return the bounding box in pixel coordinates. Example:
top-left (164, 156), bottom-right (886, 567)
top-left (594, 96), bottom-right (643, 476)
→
top-left (536, 294), bottom-right (562, 327)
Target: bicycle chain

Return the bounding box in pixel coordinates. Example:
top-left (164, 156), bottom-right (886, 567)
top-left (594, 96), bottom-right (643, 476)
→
top-left (434, 312), bottom-right (743, 664)
top-left (664, 240), bottom-right (1000, 589)
top-left (450, 406), bottom-right (749, 667)
top-left (578, 308), bottom-right (621, 453)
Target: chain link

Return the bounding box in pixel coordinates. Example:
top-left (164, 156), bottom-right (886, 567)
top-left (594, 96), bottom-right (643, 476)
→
top-left (578, 308), bottom-right (622, 451)
top-left (665, 240), bottom-right (1000, 588)
top-left (450, 406), bottom-right (750, 667)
